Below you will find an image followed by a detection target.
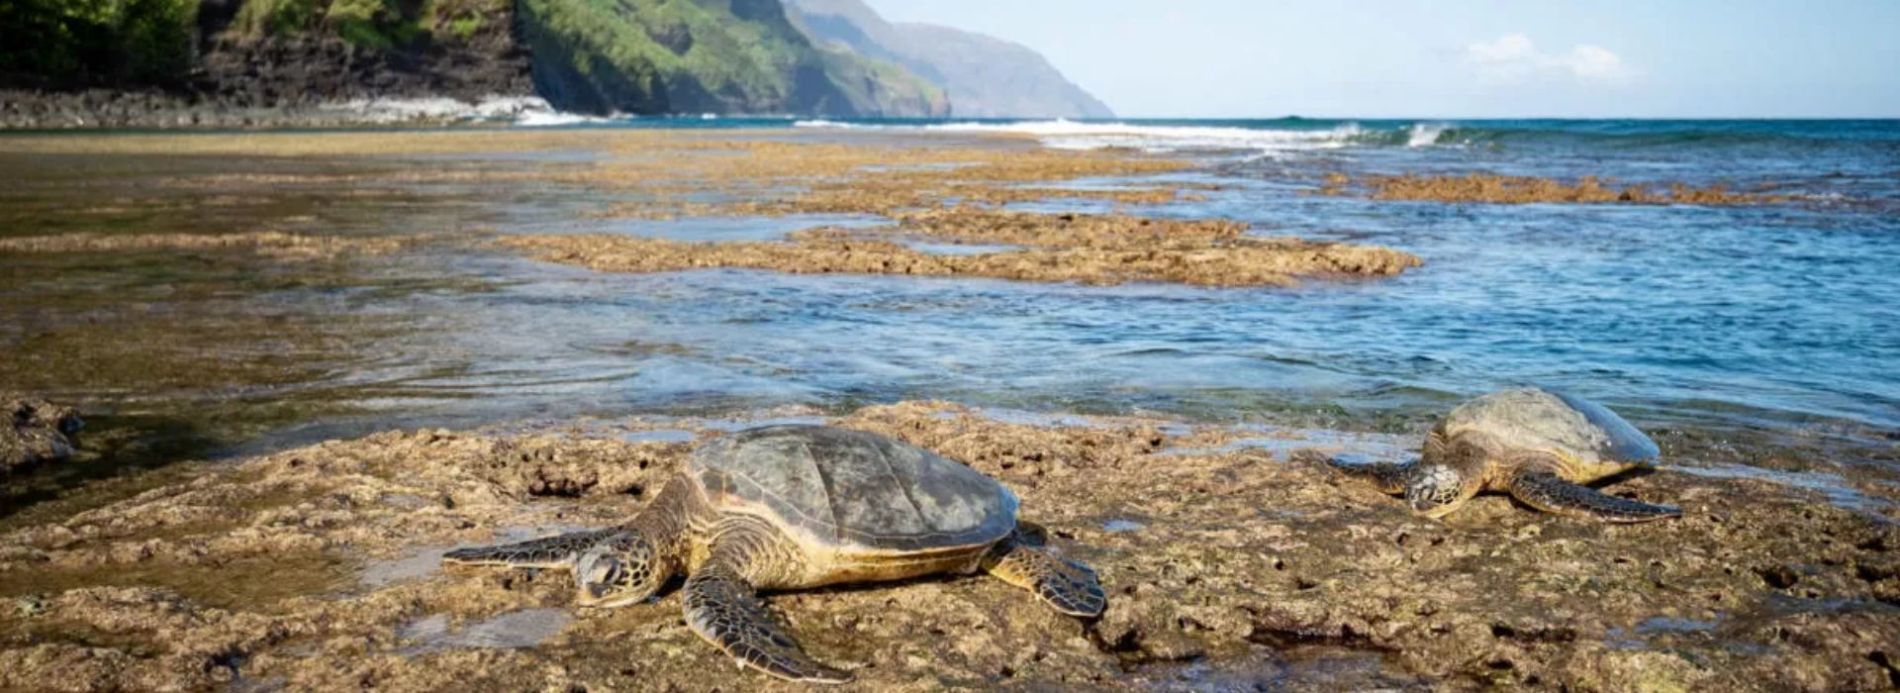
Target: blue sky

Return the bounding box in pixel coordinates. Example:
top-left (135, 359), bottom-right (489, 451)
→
top-left (862, 0), bottom-right (1900, 118)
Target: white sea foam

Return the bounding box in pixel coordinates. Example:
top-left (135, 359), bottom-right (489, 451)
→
top-left (310, 95), bottom-right (639, 127)
top-left (797, 118), bottom-right (1377, 154)
top-left (516, 109), bottom-right (615, 127)
top-left (793, 118), bottom-right (861, 129)
top-left (1407, 122), bottom-right (1450, 147)
top-left (320, 95), bottom-right (561, 124)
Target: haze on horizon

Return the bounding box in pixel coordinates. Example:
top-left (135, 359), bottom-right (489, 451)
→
top-left (864, 0), bottom-right (1900, 119)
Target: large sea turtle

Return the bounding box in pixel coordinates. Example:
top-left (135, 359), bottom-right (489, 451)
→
top-left (1327, 388), bottom-right (1681, 522)
top-left (442, 424), bottom-right (1106, 684)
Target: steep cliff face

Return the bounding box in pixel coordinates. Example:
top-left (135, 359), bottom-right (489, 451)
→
top-left (521, 0), bottom-right (946, 116)
top-left (786, 0), bottom-right (1113, 119)
top-left (0, 0), bottom-right (948, 124)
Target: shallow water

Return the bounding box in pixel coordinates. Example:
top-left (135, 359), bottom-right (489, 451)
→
top-left (396, 608), bottom-right (573, 654)
top-left (585, 213), bottom-right (885, 242)
top-left (2, 121), bottom-right (1897, 518)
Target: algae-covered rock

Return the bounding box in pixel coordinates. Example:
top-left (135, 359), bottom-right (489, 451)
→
top-left (1, 394), bottom-right (81, 477)
top-left (0, 403), bottom-right (1895, 690)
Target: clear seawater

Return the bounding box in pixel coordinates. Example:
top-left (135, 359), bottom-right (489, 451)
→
top-left (508, 117), bottom-right (1900, 438)
top-left (3, 117), bottom-right (1897, 499)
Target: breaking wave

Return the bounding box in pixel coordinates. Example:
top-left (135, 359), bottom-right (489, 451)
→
top-left (795, 118), bottom-right (1395, 154)
top-left (320, 96), bottom-right (566, 125)
top-left (792, 118), bottom-right (1900, 154)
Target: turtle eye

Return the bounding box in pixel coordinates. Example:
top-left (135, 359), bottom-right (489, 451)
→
top-left (585, 561), bottom-right (623, 596)
top-left (577, 551), bottom-right (623, 597)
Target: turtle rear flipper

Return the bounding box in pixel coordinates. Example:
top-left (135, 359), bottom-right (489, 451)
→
top-left (442, 528), bottom-right (618, 568)
top-left (983, 532), bottom-right (1106, 617)
top-left (1506, 469), bottom-right (1680, 523)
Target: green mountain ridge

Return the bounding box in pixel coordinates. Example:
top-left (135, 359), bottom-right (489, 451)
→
top-left (519, 0), bottom-right (946, 115)
top-left (785, 0), bottom-right (1112, 118)
top-left (0, 0), bottom-right (950, 119)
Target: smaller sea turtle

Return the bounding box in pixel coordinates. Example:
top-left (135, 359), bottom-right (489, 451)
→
top-left (1327, 388), bottom-right (1681, 522)
top-left (442, 425), bottom-right (1104, 684)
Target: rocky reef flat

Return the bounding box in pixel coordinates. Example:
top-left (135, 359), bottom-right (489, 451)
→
top-left (1320, 172), bottom-right (1791, 206)
top-left (503, 209), bottom-right (1419, 287)
top-left (0, 129), bottom-right (1418, 289)
top-left (1, 402), bottom-right (1895, 690)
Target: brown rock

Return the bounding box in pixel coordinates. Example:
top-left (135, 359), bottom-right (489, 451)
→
top-left (502, 209), bottom-right (1421, 288)
top-left (1, 395), bottom-right (82, 477)
top-left (1, 403), bottom-right (1895, 690)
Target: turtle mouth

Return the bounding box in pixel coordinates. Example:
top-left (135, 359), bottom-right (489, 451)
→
top-left (580, 589), bottom-right (646, 608)
top-left (1411, 498), bottom-right (1465, 518)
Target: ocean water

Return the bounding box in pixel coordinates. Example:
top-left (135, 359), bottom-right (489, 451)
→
top-left (3, 117), bottom-right (1897, 494)
top-left (505, 117), bottom-right (1900, 438)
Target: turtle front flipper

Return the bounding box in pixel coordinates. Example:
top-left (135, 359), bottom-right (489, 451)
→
top-left (982, 532), bottom-right (1106, 617)
top-left (683, 561), bottom-right (852, 684)
top-left (1506, 469), bottom-right (1681, 523)
top-left (1324, 456), bottom-right (1414, 495)
top-left (442, 528), bottom-right (618, 568)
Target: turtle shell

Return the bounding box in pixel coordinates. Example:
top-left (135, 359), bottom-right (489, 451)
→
top-left (1440, 388), bottom-right (1661, 473)
top-left (687, 425), bottom-right (1018, 553)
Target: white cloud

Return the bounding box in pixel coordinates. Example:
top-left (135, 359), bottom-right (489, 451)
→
top-left (1464, 34), bottom-right (1632, 85)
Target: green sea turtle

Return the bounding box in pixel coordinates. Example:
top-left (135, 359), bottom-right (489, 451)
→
top-left (442, 424), bottom-right (1105, 684)
top-left (1327, 388), bottom-right (1681, 523)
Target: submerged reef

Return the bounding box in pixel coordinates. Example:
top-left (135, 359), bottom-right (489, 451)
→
top-left (0, 403), bottom-right (1894, 690)
top-left (0, 231), bottom-right (412, 260)
top-left (1324, 172), bottom-right (1790, 205)
top-left (504, 209), bottom-right (1420, 287)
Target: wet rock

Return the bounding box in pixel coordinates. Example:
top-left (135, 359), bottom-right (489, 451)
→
top-left (1326, 172), bottom-right (1789, 205)
top-left (0, 402), bottom-right (1895, 690)
top-left (502, 209), bottom-right (1420, 288)
top-left (1, 395), bottom-right (82, 477)
top-left (0, 231), bottom-right (411, 260)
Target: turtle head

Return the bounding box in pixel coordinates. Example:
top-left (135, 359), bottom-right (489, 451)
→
top-left (1404, 461), bottom-right (1484, 518)
top-left (1405, 431), bottom-right (1491, 519)
top-left (573, 530), bottom-right (667, 608)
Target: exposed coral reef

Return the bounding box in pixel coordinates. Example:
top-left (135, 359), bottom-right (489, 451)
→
top-left (1, 403), bottom-right (1894, 690)
top-left (1323, 172), bottom-right (1789, 205)
top-left (504, 209), bottom-right (1419, 287)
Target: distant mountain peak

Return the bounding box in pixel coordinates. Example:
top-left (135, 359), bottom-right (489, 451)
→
top-left (785, 0), bottom-right (1114, 119)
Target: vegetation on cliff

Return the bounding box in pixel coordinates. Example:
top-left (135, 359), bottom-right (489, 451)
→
top-left (0, 0), bottom-right (199, 87)
top-left (2, 0), bottom-right (948, 118)
top-left (519, 0), bottom-right (946, 115)
top-left (226, 0), bottom-right (508, 50)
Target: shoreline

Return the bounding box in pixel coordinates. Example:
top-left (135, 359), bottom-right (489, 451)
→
top-left (0, 92), bottom-right (563, 131)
